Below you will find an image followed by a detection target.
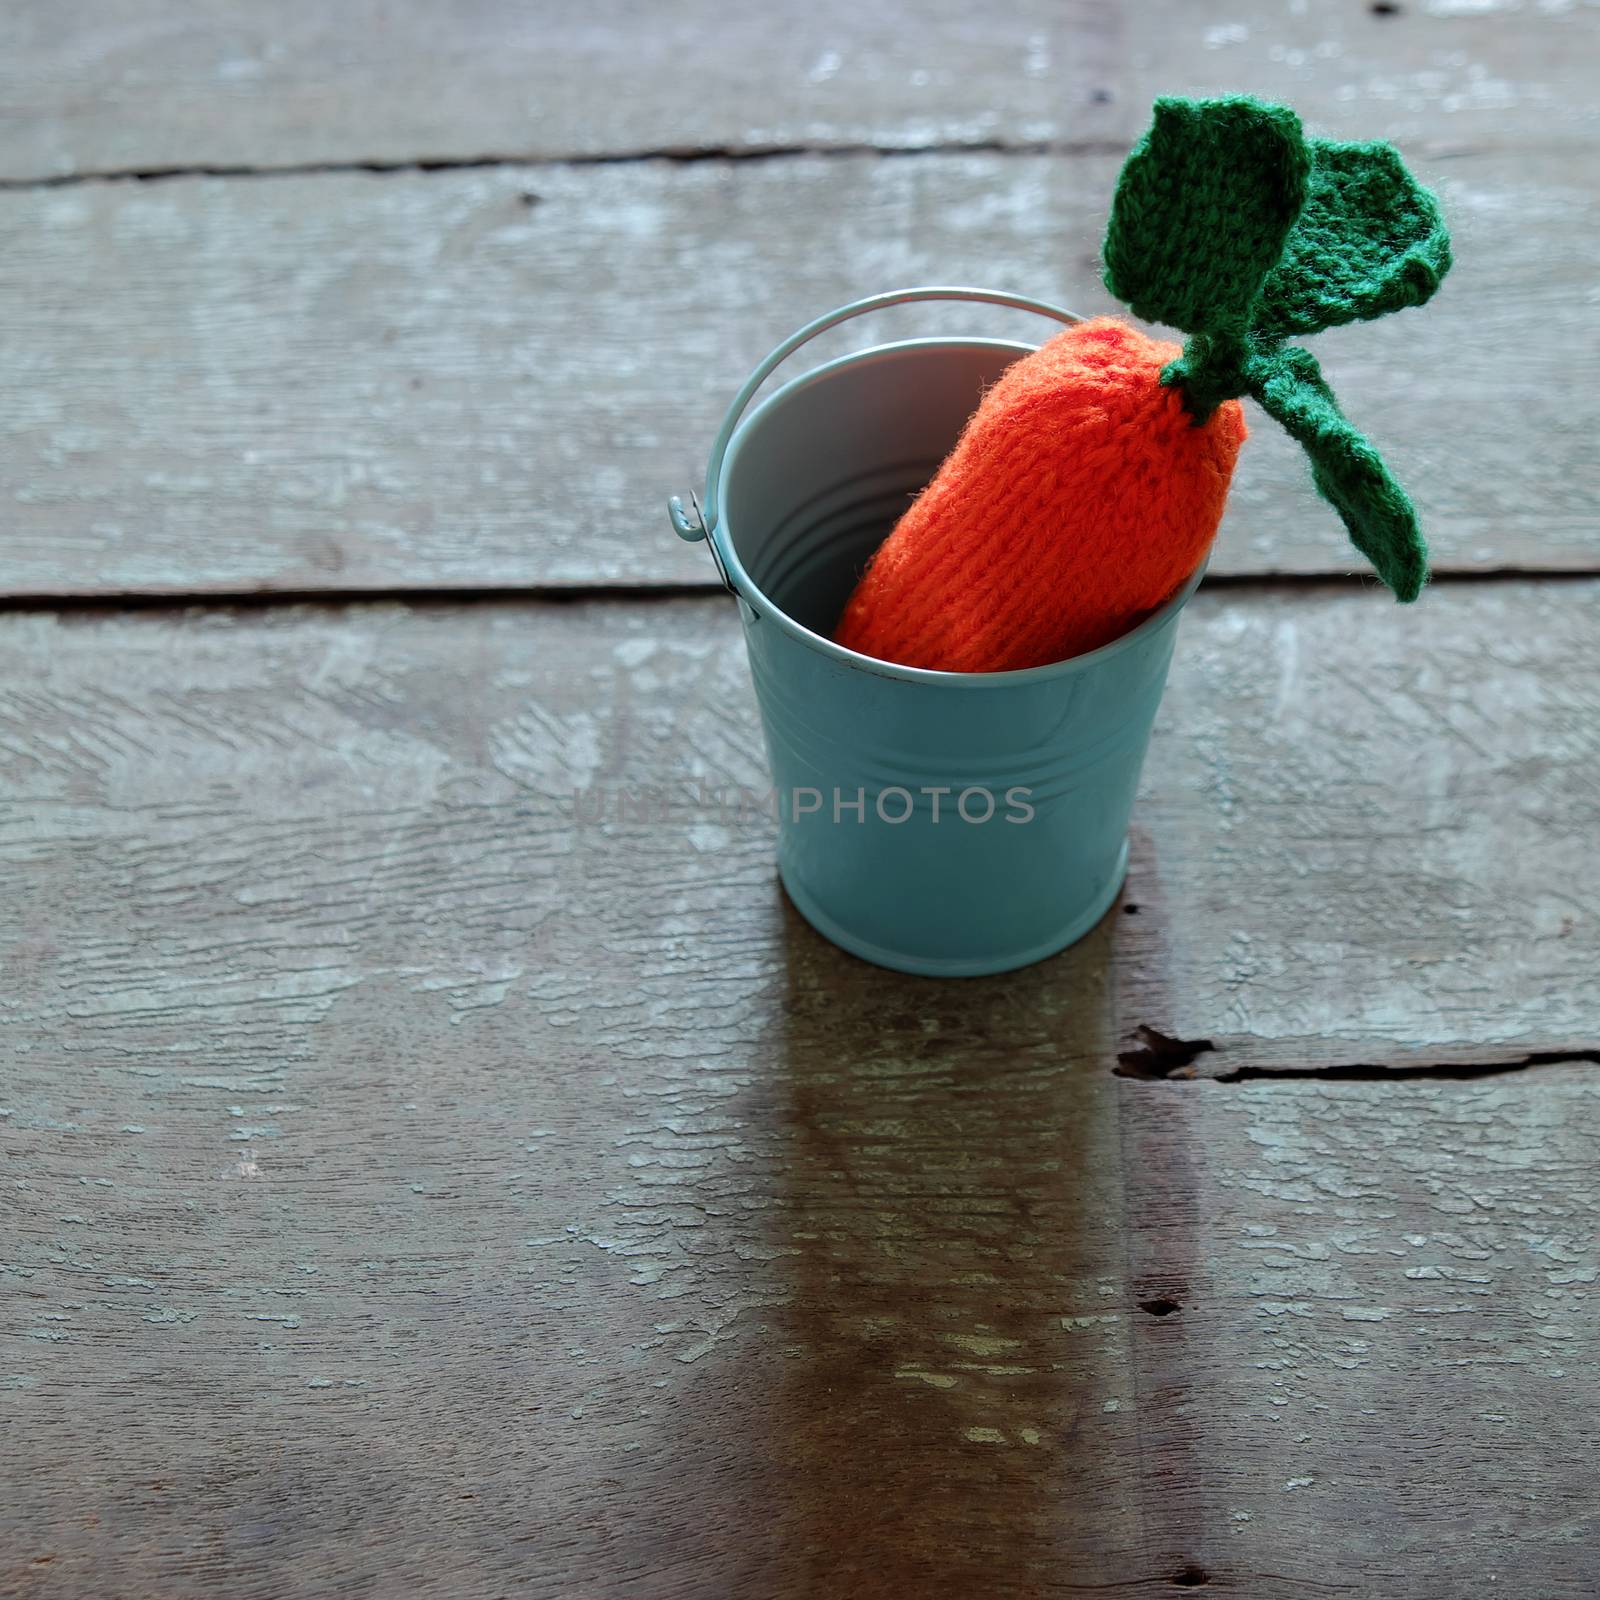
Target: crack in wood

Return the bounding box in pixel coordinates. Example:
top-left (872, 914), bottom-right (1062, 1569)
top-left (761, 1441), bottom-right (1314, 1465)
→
top-left (1212, 1049), bottom-right (1600, 1083)
top-left (1119, 1039), bottom-right (1600, 1084)
top-left (1115, 1026), bottom-right (1216, 1080)
top-left (1138, 1297), bottom-right (1183, 1318)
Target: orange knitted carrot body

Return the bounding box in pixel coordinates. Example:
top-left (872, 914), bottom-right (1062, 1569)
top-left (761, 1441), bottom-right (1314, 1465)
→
top-left (834, 318), bottom-right (1246, 672)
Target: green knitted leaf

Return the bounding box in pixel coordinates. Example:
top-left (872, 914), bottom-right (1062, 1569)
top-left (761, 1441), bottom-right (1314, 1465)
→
top-left (1253, 137), bottom-right (1451, 339)
top-left (1100, 94), bottom-right (1450, 591)
top-left (1248, 346), bottom-right (1428, 601)
top-left (1103, 96), bottom-right (1311, 336)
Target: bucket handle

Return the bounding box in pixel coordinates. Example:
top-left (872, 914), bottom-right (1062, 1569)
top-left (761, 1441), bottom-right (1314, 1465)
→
top-left (667, 287), bottom-right (1083, 576)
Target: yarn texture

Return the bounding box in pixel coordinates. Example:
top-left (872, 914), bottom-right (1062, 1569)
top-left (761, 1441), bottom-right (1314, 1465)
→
top-left (1098, 94), bottom-right (1449, 597)
top-left (1103, 97), bottom-right (1309, 345)
top-left (833, 319), bottom-right (1245, 672)
top-left (834, 95), bottom-right (1451, 673)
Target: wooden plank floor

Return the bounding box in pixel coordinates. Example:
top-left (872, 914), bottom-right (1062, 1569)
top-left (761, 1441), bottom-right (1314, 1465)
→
top-left (3, 3), bottom-right (1598, 1595)
top-left (1, 145), bottom-right (1592, 597)
top-left (1, 0), bottom-right (1594, 179)
top-left (6, 591), bottom-right (1600, 1596)
top-left (0, 0), bottom-right (1595, 598)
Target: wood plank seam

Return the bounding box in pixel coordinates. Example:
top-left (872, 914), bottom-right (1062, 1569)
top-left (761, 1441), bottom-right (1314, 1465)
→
top-left (0, 134), bottom-right (1547, 196)
top-left (3, 568), bottom-right (1598, 616)
top-left (0, 137), bottom-right (1132, 194)
top-left (0, 583), bottom-right (723, 615)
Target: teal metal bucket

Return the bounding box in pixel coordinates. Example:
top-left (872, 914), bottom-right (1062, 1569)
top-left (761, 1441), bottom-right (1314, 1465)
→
top-left (670, 288), bottom-right (1198, 977)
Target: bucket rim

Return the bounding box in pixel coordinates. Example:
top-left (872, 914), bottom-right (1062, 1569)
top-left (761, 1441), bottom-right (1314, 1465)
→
top-left (713, 335), bottom-right (1207, 688)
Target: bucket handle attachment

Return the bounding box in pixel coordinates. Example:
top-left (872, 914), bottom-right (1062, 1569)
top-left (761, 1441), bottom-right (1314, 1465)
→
top-left (668, 286), bottom-right (1083, 587)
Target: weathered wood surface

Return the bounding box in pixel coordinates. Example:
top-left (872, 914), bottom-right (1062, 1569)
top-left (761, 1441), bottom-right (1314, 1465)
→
top-left (5, 2), bottom-right (1594, 1593)
top-left (0, 0), bottom-right (1595, 180)
top-left (1119, 1066), bottom-right (1600, 1597)
top-left (1, 146), bottom-right (1592, 599)
top-left (4, 583), bottom-right (1598, 1594)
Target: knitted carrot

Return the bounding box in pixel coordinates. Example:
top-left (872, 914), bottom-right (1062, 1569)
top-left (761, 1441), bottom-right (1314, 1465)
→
top-left (834, 96), bottom-right (1451, 672)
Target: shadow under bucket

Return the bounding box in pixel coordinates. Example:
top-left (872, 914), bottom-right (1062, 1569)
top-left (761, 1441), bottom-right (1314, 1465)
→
top-left (671, 288), bottom-right (1199, 977)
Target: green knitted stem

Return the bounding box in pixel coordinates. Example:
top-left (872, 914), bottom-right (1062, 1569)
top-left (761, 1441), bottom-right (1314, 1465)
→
top-left (1161, 332), bottom-right (1254, 426)
top-left (1101, 95), bottom-right (1451, 598)
top-left (1248, 346), bottom-right (1428, 602)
